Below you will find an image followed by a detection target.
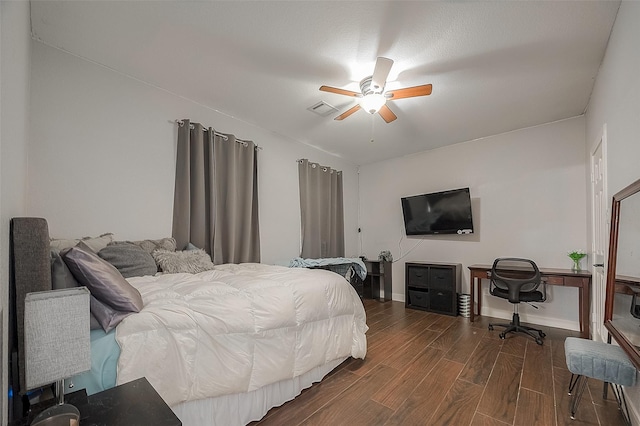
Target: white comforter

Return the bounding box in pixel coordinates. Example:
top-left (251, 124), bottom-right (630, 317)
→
top-left (115, 263), bottom-right (368, 406)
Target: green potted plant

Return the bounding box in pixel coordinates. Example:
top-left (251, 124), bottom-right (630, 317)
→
top-left (568, 249), bottom-right (586, 271)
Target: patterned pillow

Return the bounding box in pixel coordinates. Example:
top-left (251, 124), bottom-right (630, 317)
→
top-left (110, 237), bottom-right (177, 254)
top-left (152, 249), bottom-right (215, 274)
top-left (51, 233), bottom-right (114, 252)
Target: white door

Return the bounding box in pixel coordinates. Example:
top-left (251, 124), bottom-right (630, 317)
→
top-left (590, 125), bottom-right (607, 342)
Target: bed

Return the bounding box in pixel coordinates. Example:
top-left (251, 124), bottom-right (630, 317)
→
top-left (8, 218), bottom-right (368, 425)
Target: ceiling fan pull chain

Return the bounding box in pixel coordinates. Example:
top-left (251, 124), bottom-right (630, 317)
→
top-left (370, 114), bottom-right (375, 143)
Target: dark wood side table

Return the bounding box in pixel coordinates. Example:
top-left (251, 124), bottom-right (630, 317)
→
top-left (10, 377), bottom-right (181, 426)
top-left (363, 260), bottom-right (392, 301)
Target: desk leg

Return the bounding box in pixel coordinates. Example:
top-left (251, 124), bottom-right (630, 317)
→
top-left (579, 282), bottom-right (590, 338)
top-left (469, 273), bottom-right (475, 322)
top-left (477, 276), bottom-right (482, 320)
top-left (469, 272), bottom-right (481, 322)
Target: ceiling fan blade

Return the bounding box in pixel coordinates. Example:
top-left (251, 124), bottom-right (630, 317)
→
top-left (378, 104), bottom-right (397, 123)
top-left (371, 57), bottom-right (394, 93)
top-left (386, 84), bottom-right (433, 100)
top-left (334, 104), bottom-right (361, 121)
top-left (319, 85), bottom-right (361, 97)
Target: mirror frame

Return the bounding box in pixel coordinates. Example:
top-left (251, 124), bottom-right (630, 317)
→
top-left (604, 177), bottom-right (640, 370)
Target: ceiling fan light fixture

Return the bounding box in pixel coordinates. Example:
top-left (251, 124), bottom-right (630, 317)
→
top-left (319, 57), bottom-right (431, 123)
top-left (361, 93), bottom-right (386, 114)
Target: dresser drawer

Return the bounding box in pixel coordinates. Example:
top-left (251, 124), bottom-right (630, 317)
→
top-left (429, 267), bottom-right (454, 289)
top-left (564, 277), bottom-right (587, 287)
top-left (407, 267), bottom-right (429, 287)
top-left (429, 289), bottom-right (456, 315)
top-left (408, 290), bottom-right (429, 308)
top-left (545, 276), bottom-right (564, 285)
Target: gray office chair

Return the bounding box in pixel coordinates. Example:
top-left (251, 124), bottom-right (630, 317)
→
top-left (487, 258), bottom-right (547, 345)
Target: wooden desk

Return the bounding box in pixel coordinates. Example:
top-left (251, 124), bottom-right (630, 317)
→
top-left (615, 275), bottom-right (640, 294)
top-left (468, 264), bottom-right (592, 338)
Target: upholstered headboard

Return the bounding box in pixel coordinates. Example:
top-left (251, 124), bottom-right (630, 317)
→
top-left (8, 218), bottom-right (52, 413)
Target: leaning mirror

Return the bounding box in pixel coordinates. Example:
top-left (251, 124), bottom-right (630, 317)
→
top-left (605, 178), bottom-right (640, 369)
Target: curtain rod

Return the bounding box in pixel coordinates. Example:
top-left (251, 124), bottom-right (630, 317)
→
top-left (296, 159), bottom-right (341, 174)
top-left (174, 120), bottom-right (261, 149)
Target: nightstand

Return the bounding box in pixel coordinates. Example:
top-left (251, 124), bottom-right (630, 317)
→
top-left (10, 377), bottom-right (181, 426)
top-left (363, 260), bottom-right (392, 301)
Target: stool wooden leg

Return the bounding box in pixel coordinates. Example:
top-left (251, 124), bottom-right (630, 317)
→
top-left (569, 375), bottom-right (588, 420)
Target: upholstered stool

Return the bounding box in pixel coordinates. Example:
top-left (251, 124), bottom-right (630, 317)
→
top-left (565, 337), bottom-right (636, 423)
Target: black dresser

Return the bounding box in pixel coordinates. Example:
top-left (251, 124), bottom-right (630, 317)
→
top-left (405, 262), bottom-right (461, 316)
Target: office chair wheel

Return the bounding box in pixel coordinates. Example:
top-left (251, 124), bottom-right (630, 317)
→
top-left (499, 333), bottom-right (506, 339)
top-left (539, 331), bottom-right (546, 338)
top-left (488, 325), bottom-right (494, 331)
top-left (535, 338), bottom-right (543, 345)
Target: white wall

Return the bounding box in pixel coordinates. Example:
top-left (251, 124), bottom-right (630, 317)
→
top-left (1, 1), bottom-right (31, 424)
top-left (359, 117), bottom-right (588, 330)
top-left (585, 2), bottom-right (640, 422)
top-left (27, 41), bottom-right (360, 266)
top-left (586, 2), bottom-right (640, 197)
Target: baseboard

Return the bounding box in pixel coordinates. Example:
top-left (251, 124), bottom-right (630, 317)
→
top-left (389, 296), bottom-right (580, 332)
top-left (392, 292), bottom-right (405, 303)
top-left (481, 306), bottom-right (580, 332)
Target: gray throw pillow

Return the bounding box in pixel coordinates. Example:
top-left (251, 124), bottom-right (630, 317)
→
top-left (89, 313), bottom-right (102, 331)
top-left (51, 250), bottom-right (80, 289)
top-left (98, 243), bottom-right (158, 278)
top-left (51, 250), bottom-right (102, 330)
top-left (152, 249), bottom-right (215, 274)
top-left (62, 241), bottom-right (143, 313)
top-left (184, 242), bottom-right (199, 251)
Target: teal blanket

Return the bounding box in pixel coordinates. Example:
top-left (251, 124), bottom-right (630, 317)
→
top-left (65, 328), bottom-right (119, 395)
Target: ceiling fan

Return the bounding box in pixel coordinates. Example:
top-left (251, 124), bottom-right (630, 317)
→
top-left (319, 57), bottom-right (432, 123)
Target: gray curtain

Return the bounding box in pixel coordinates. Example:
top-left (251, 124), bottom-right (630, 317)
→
top-left (298, 159), bottom-right (345, 258)
top-left (172, 119), bottom-right (260, 264)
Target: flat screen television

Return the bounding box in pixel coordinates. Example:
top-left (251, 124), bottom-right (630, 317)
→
top-left (401, 187), bottom-right (474, 236)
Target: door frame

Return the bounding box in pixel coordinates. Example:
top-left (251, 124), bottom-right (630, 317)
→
top-left (590, 123), bottom-right (608, 342)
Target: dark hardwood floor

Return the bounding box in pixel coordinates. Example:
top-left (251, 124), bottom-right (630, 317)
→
top-left (254, 299), bottom-right (626, 426)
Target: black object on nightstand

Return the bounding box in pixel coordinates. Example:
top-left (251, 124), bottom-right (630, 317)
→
top-left (10, 377), bottom-right (181, 426)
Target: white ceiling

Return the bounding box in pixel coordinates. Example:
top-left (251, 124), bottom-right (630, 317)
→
top-left (30, 1), bottom-right (620, 165)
